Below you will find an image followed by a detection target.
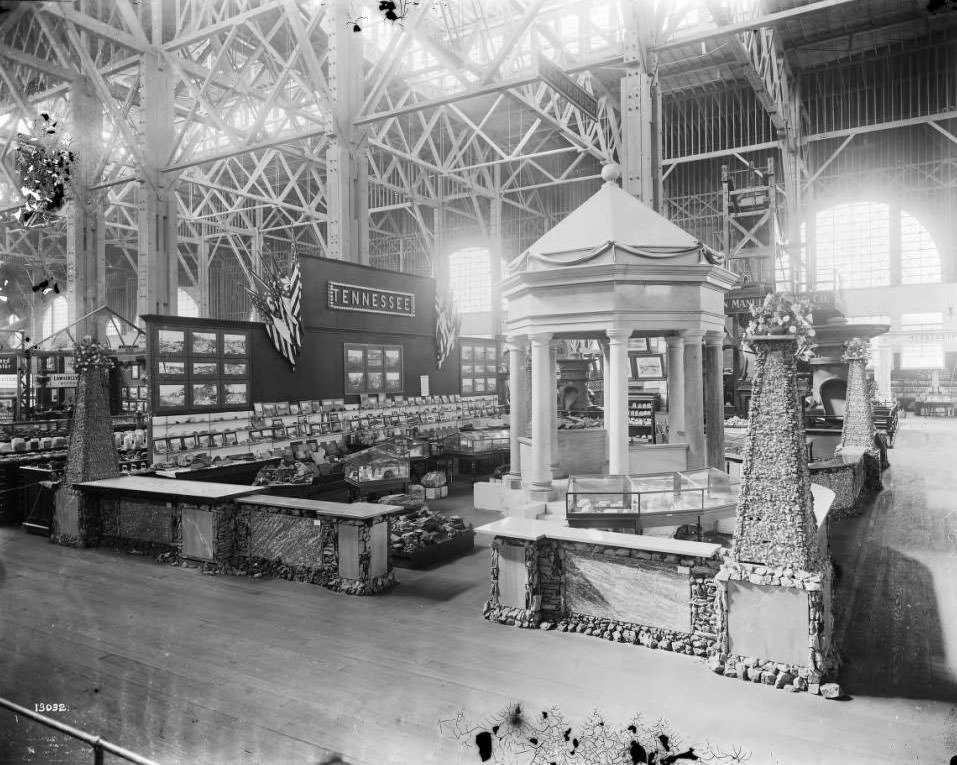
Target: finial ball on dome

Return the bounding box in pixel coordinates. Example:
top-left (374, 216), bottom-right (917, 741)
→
top-left (601, 163), bottom-right (621, 183)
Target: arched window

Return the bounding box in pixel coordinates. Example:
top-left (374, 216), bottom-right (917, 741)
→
top-left (177, 288), bottom-right (199, 318)
top-left (814, 202), bottom-right (891, 290)
top-left (40, 295), bottom-right (68, 339)
top-left (900, 210), bottom-right (941, 284)
top-left (448, 247), bottom-right (492, 314)
top-left (809, 202), bottom-right (941, 290)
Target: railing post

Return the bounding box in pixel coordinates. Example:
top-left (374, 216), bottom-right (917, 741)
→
top-left (93, 737), bottom-right (104, 765)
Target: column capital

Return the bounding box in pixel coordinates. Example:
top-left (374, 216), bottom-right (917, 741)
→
top-left (665, 334), bottom-right (685, 349)
top-left (606, 327), bottom-right (631, 343)
top-left (528, 331), bottom-right (552, 346)
top-left (681, 329), bottom-right (707, 342)
top-left (704, 331), bottom-right (724, 347)
top-left (504, 334), bottom-right (527, 350)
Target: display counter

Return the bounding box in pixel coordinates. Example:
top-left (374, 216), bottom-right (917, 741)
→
top-left (155, 457), bottom-right (280, 485)
top-left (565, 468), bottom-right (739, 533)
top-left (76, 476), bottom-right (262, 556)
top-left (476, 517), bottom-right (722, 655)
top-left (235, 494), bottom-right (406, 594)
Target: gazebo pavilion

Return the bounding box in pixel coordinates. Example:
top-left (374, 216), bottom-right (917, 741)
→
top-left (502, 165), bottom-right (739, 503)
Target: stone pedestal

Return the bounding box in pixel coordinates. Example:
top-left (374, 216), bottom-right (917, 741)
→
top-left (716, 334), bottom-right (836, 694)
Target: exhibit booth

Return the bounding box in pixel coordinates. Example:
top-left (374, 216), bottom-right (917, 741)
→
top-left (477, 164), bottom-right (738, 519)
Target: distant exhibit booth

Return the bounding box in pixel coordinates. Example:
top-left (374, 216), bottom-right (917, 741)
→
top-left (491, 164), bottom-right (739, 519)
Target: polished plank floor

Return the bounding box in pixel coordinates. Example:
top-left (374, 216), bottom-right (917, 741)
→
top-left (1, 420), bottom-right (957, 764)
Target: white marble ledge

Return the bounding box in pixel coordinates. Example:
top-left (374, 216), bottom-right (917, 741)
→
top-left (476, 517), bottom-right (721, 558)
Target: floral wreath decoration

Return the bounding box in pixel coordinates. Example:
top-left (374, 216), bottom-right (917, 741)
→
top-left (74, 336), bottom-right (115, 374)
top-left (842, 336), bottom-right (871, 362)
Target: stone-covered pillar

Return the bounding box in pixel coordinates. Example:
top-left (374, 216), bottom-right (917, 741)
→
top-left (607, 328), bottom-right (631, 474)
top-left (838, 341), bottom-right (878, 457)
top-left (506, 335), bottom-right (527, 484)
top-left (715, 334), bottom-right (835, 694)
top-left (527, 332), bottom-right (553, 499)
top-left (731, 336), bottom-right (818, 568)
top-left (549, 340), bottom-right (564, 479)
top-left (704, 332), bottom-right (725, 468)
top-left (682, 330), bottom-right (707, 469)
top-left (666, 335), bottom-right (685, 439)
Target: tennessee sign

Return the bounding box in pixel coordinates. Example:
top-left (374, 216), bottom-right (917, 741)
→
top-left (327, 282), bottom-right (416, 317)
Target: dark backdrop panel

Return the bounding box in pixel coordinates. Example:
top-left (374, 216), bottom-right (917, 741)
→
top-left (300, 257), bottom-right (435, 337)
top-left (250, 326), bottom-right (459, 402)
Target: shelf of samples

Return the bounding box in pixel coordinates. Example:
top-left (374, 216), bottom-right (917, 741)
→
top-left (627, 393), bottom-right (657, 443)
top-left (148, 395), bottom-right (504, 472)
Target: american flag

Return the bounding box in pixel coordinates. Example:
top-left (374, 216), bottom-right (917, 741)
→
top-left (248, 255), bottom-right (302, 368)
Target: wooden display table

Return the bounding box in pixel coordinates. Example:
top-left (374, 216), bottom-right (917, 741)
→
top-left (236, 494), bottom-right (405, 595)
top-left (345, 477), bottom-right (407, 501)
top-left (77, 476), bottom-right (262, 557)
top-left (156, 457), bottom-right (280, 485)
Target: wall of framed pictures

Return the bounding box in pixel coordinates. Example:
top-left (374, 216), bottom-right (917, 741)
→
top-left (150, 320), bottom-right (251, 414)
top-left (344, 343), bottom-right (403, 395)
top-left (460, 339), bottom-right (498, 396)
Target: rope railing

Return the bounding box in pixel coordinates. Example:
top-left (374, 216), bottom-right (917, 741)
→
top-left (0, 697), bottom-right (161, 765)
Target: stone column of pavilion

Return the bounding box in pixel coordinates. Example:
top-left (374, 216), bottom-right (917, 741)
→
top-left (549, 339), bottom-right (565, 479)
top-left (506, 335), bottom-right (528, 488)
top-left (715, 333), bottom-right (836, 693)
top-left (682, 330), bottom-right (707, 469)
top-left (704, 331), bottom-right (726, 468)
top-left (527, 332), bottom-right (555, 501)
top-left (665, 334), bottom-right (685, 441)
top-left (606, 327), bottom-right (631, 475)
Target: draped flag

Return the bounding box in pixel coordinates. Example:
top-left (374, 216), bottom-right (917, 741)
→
top-left (248, 254), bottom-right (302, 368)
top-left (434, 285), bottom-right (460, 369)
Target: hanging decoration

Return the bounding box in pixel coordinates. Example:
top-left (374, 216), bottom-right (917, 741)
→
top-left (434, 285), bottom-right (460, 370)
top-left (14, 113), bottom-right (75, 228)
top-left (247, 254), bottom-right (303, 368)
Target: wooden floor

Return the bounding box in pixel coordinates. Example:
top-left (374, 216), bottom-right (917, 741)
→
top-left (1, 422), bottom-right (957, 764)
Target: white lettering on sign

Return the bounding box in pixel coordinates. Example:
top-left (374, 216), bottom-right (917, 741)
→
top-left (327, 281), bottom-right (416, 317)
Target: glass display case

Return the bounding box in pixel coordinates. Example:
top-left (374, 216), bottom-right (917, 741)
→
top-left (566, 468), bottom-right (740, 530)
top-left (446, 427), bottom-right (510, 454)
top-left (381, 434), bottom-right (431, 460)
top-left (343, 444), bottom-right (410, 498)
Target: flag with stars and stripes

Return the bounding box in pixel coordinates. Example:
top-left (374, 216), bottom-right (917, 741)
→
top-left (248, 255), bottom-right (302, 368)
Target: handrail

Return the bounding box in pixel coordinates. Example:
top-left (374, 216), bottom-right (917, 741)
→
top-left (0, 697), bottom-right (161, 765)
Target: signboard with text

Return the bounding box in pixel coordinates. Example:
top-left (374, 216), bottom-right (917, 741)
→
top-left (536, 54), bottom-right (599, 121)
top-left (327, 281), bottom-right (416, 317)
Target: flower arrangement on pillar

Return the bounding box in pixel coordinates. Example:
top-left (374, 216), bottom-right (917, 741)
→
top-left (744, 292), bottom-right (816, 360)
top-left (51, 337), bottom-right (120, 547)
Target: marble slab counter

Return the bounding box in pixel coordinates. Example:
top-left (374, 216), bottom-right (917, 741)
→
top-left (78, 475), bottom-right (261, 501)
top-left (237, 494), bottom-right (404, 520)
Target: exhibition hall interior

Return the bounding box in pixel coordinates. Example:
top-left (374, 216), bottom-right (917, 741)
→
top-left (0, 0), bottom-right (956, 762)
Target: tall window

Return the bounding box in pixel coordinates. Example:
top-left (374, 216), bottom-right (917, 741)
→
top-left (900, 312), bottom-right (944, 370)
top-left (177, 288), bottom-right (199, 318)
top-left (448, 247), bottom-right (492, 314)
top-left (40, 295), bottom-right (68, 339)
top-left (900, 210), bottom-right (942, 284)
top-left (814, 202), bottom-right (891, 290)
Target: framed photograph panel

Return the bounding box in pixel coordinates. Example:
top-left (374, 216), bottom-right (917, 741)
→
top-left (157, 329), bottom-right (185, 355)
top-left (191, 331), bottom-right (218, 356)
top-left (158, 384), bottom-right (186, 410)
top-left (633, 354), bottom-right (666, 381)
top-left (224, 382), bottom-right (248, 406)
top-left (191, 382), bottom-right (219, 407)
top-left (223, 333), bottom-right (248, 355)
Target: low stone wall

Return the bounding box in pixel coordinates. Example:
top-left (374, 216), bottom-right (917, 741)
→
top-left (484, 533), bottom-right (721, 658)
top-left (809, 452), bottom-right (883, 520)
top-left (98, 496), bottom-right (181, 555)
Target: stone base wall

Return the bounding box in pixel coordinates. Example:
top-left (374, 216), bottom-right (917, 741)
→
top-left (714, 559), bottom-right (835, 695)
top-left (485, 536), bottom-right (721, 657)
top-left (98, 496), bottom-right (181, 554)
top-left (50, 488), bottom-right (101, 548)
